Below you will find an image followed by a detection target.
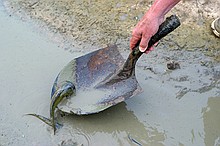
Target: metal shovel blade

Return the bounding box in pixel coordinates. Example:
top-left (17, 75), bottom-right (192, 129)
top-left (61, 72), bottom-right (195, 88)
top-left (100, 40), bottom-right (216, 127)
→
top-left (51, 15), bottom-right (181, 115)
top-left (51, 45), bottom-right (142, 115)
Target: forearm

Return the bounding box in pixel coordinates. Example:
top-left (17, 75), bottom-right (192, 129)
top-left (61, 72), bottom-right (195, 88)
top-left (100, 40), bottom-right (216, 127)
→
top-left (147, 0), bottom-right (181, 18)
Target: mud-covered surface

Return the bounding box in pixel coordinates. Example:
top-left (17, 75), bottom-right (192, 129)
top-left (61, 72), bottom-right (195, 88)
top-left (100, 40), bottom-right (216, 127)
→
top-left (3, 0), bottom-right (220, 59)
top-left (0, 0), bottom-right (220, 146)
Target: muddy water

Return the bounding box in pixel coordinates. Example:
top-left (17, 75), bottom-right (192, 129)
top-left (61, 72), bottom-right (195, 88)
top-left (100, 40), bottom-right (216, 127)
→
top-left (0, 2), bottom-right (82, 145)
top-left (1, 1), bottom-right (220, 146)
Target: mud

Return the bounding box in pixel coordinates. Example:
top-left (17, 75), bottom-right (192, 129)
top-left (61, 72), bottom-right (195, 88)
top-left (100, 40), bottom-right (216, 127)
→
top-left (0, 0), bottom-right (220, 146)
top-left (3, 0), bottom-right (220, 59)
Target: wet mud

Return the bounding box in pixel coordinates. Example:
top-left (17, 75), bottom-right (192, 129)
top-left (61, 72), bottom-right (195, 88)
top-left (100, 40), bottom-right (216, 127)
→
top-left (3, 0), bottom-right (220, 59)
top-left (0, 0), bottom-right (220, 146)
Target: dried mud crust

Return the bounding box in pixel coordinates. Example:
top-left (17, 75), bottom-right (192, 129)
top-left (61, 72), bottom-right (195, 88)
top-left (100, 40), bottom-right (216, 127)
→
top-left (4, 0), bottom-right (220, 60)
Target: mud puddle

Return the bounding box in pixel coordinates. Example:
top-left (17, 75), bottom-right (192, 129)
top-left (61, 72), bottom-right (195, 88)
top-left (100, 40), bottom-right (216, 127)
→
top-left (1, 1), bottom-right (220, 146)
top-left (0, 2), bottom-right (82, 145)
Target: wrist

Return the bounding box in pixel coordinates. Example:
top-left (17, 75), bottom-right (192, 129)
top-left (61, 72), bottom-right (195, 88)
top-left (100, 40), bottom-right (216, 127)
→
top-left (146, 0), bottom-right (180, 20)
top-left (144, 8), bottom-right (164, 24)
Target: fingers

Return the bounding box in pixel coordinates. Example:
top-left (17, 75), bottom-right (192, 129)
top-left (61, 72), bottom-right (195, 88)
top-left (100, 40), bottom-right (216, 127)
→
top-left (130, 34), bottom-right (141, 50)
top-left (130, 33), bottom-right (155, 54)
top-left (130, 24), bottom-right (155, 53)
top-left (145, 46), bottom-right (154, 54)
top-left (144, 41), bottom-right (158, 53)
top-left (139, 33), bottom-right (152, 52)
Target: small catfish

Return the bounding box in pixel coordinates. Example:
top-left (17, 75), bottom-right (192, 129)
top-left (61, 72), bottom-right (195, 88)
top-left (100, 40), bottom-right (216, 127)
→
top-left (26, 81), bottom-right (75, 134)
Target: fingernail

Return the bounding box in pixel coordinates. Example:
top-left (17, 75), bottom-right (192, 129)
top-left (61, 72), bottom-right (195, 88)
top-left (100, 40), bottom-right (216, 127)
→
top-left (139, 46), bottom-right (146, 52)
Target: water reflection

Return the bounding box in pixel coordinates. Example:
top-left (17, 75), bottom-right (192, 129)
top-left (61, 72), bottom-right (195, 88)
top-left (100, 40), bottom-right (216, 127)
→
top-left (51, 60), bottom-right (220, 146)
top-left (54, 102), bottom-right (165, 146)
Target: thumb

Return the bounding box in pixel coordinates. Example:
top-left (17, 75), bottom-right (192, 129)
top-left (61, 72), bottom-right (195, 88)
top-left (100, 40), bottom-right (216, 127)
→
top-left (130, 34), bottom-right (141, 50)
top-left (139, 36), bottom-right (151, 52)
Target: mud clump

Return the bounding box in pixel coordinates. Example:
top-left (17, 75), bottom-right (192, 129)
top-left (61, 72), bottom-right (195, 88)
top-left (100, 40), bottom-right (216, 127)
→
top-left (167, 61), bottom-right (180, 70)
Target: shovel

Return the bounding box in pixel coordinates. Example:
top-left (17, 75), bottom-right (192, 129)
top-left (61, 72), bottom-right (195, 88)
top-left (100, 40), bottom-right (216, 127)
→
top-left (52, 15), bottom-right (181, 115)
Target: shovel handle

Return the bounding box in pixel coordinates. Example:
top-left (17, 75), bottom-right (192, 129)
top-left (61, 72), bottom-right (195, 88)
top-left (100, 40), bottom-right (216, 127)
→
top-left (131, 14), bottom-right (180, 60)
top-left (101, 15), bottom-right (181, 85)
top-left (121, 15), bottom-right (180, 77)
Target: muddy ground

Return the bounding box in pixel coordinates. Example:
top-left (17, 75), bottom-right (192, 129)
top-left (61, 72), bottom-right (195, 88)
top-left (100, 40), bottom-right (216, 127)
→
top-left (3, 0), bottom-right (220, 59)
top-left (0, 0), bottom-right (220, 146)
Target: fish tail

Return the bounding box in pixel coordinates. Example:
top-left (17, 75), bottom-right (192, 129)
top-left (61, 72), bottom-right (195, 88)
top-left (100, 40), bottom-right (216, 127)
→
top-left (25, 113), bottom-right (52, 127)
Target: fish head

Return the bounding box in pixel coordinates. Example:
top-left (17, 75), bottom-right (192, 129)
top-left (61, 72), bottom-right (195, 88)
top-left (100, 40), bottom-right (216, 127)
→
top-left (59, 81), bottom-right (76, 98)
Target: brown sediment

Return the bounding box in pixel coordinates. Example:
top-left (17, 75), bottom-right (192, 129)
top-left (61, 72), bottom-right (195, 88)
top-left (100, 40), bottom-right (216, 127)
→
top-left (3, 0), bottom-right (220, 60)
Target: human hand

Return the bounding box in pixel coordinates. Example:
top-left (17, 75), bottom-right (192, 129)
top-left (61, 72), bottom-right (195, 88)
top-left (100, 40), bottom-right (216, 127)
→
top-left (130, 12), bottom-right (164, 53)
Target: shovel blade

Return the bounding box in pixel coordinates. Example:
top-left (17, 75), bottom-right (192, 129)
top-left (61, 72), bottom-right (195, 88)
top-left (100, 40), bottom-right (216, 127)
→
top-left (51, 45), bottom-right (142, 115)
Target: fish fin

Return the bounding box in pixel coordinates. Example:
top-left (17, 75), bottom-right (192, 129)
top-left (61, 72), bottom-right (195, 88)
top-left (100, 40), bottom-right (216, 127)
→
top-left (57, 108), bottom-right (69, 117)
top-left (25, 113), bottom-right (52, 127)
top-left (55, 122), bottom-right (63, 130)
top-left (25, 113), bottom-right (63, 134)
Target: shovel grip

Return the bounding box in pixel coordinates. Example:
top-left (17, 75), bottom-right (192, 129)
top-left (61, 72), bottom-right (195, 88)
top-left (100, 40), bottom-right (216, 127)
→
top-left (120, 15), bottom-right (180, 78)
top-left (99, 15), bottom-right (180, 85)
top-left (131, 15), bottom-right (180, 58)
